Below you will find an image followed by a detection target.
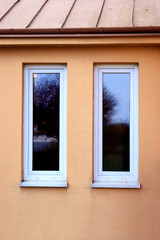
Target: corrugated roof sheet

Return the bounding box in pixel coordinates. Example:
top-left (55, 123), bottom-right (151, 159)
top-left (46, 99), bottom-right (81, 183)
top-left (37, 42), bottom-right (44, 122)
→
top-left (0, 0), bottom-right (159, 30)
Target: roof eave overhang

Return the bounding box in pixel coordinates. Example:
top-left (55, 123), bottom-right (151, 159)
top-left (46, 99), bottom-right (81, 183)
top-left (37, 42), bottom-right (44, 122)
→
top-left (1, 26), bottom-right (160, 37)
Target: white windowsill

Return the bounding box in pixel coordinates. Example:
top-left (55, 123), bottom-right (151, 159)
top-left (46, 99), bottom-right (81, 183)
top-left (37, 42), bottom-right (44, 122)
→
top-left (19, 180), bottom-right (67, 188)
top-left (91, 181), bottom-right (140, 189)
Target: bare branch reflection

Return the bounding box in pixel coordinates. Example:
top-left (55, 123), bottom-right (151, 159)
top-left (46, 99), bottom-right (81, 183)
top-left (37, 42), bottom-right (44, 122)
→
top-left (33, 73), bottom-right (59, 137)
top-left (103, 73), bottom-right (130, 172)
top-left (33, 73), bottom-right (60, 171)
top-left (103, 86), bottom-right (118, 123)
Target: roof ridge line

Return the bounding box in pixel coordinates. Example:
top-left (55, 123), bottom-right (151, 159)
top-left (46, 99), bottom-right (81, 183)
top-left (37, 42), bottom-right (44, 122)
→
top-left (0, 0), bottom-right (20, 22)
top-left (26, 0), bottom-right (49, 29)
top-left (61, 0), bottom-right (77, 28)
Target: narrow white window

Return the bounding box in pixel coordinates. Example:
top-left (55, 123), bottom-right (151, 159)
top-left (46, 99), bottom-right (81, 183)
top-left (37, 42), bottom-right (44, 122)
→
top-left (92, 65), bottom-right (140, 188)
top-left (20, 65), bottom-right (67, 187)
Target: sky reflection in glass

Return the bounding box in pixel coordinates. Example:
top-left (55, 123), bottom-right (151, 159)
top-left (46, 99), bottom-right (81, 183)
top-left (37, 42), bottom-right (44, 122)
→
top-left (103, 73), bottom-right (130, 171)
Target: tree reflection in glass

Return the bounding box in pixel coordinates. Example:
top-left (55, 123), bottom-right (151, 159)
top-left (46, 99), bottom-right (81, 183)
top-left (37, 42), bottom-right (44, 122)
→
top-left (103, 73), bottom-right (130, 171)
top-left (33, 73), bottom-right (59, 171)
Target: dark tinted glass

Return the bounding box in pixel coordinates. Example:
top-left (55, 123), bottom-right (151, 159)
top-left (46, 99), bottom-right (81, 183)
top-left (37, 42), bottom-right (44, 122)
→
top-left (33, 73), bottom-right (59, 171)
top-left (103, 73), bottom-right (130, 171)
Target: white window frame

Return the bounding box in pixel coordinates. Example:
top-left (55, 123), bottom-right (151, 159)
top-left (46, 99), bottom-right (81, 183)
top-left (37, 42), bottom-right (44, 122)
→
top-left (20, 65), bottom-right (67, 187)
top-left (91, 64), bottom-right (140, 188)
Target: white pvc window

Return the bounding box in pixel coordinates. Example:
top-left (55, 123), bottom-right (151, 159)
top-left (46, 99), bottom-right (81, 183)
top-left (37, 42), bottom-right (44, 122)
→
top-left (92, 65), bottom-right (140, 188)
top-left (20, 65), bottom-right (67, 187)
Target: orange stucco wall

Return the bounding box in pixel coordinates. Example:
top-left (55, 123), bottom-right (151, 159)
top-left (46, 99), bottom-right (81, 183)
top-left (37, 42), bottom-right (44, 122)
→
top-left (0, 43), bottom-right (160, 240)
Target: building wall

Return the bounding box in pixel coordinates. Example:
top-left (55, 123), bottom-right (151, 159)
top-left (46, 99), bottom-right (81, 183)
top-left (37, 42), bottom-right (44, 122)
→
top-left (0, 45), bottom-right (160, 240)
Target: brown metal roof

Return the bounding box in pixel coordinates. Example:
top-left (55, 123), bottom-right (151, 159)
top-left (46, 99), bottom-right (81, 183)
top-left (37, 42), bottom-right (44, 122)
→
top-left (98, 0), bottom-right (134, 27)
top-left (0, 0), bottom-right (18, 19)
top-left (134, 0), bottom-right (160, 26)
top-left (0, 0), bottom-right (47, 28)
top-left (63, 0), bottom-right (104, 28)
top-left (29, 0), bottom-right (75, 28)
top-left (0, 0), bottom-right (160, 33)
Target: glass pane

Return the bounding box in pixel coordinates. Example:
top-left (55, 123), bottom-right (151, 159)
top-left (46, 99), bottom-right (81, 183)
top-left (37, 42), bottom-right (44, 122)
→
top-left (33, 73), bottom-right (59, 171)
top-left (103, 73), bottom-right (130, 171)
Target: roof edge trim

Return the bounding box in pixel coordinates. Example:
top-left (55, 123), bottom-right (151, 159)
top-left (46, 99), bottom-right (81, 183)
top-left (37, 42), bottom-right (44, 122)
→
top-left (1, 27), bottom-right (160, 36)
